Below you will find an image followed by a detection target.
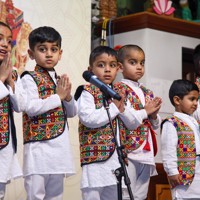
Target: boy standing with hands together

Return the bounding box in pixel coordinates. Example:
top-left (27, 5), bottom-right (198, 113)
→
top-left (21, 26), bottom-right (77, 200)
top-left (76, 46), bottom-right (134, 200)
top-left (114, 44), bottom-right (162, 200)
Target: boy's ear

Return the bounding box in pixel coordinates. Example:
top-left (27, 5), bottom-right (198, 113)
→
top-left (28, 49), bottom-right (34, 60)
top-left (173, 96), bottom-right (180, 106)
top-left (87, 66), bottom-right (92, 72)
top-left (118, 62), bottom-right (123, 73)
top-left (58, 49), bottom-right (63, 60)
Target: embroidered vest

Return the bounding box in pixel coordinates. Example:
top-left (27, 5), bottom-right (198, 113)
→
top-left (0, 70), bottom-right (18, 151)
top-left (162, 116), bottom-right (196, 185)
top-left (0, 97), bottom-right (10, 150)
top-left (114, 82), bottom-right (157, 154)
top-left (79, 84), bottom-right (116, 166)
top-left (22, 66), bottom-right (66, 144)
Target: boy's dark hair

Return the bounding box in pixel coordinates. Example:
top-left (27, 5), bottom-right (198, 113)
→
top-left (193, 44), bottom-right (200, 72)
top-left (169, 79), bottom-right (199, 106)
top-left (29, 26), bottom-right (62, 50)
top-left (118, 44), bottom-right (145, 63)
top-left (89, 46), bottom-right (117, 66)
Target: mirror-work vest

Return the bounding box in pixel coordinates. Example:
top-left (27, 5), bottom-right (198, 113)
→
top-left (0, 70), bottom-right (18, 152)
top-left (79, 84), bottom-right (116, 166)
top-left (22, 66), bottom-right (66, 144)
top-left (114, 82), bottom-right (157, 155)
top-left (0, 97), bottom-right (10, 150)
top-left (162, 116), bottom-right (196, 185)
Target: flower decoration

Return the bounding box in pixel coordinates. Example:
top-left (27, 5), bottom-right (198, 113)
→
top-left (114, 45), bottom-right (123, 51)
top-left (153, 0), bottom-right (175, 15)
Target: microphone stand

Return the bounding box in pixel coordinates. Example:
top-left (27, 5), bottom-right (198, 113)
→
top-left (103, 95), bottom-right (134, 200)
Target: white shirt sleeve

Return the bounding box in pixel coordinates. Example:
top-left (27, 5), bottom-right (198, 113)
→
top-left (161, 121), bottom-right (179, 176)
top-left (119, 100), bottom-right (148, 130)
top-left (150, 115), bottom-right (162, 130)
top-left (0, 81), bottom-right (9, 99)
top-left (63, 97), bottom-right (77, 118)
top-left (77, 90), bottom-right (120, 128)
top-left (9, 77), bottom-right (27, 112)
top-left (0, 78), bottom-right (27, 112)
top-left (21, 74), bottom-right (62, 117)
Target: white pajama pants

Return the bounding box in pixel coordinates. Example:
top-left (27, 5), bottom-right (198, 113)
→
top-left (123, 160), bottom-right (151, 200)
top-left (0, 183), bottom-right (6, 200)
top-left (81, 185), bottom-right (118, 200)
top-left (24, 174), bottom-right (64, 200)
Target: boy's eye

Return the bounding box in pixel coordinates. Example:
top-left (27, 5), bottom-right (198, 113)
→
top-left (0, 37), bottom-right (12, 45)
top-left (39, 47), bottom-right (46, 52)
top-left (97, 63), bottom-right (105, 68)
top-left (110, 63), bottom-right (117, 68)
top-left (141, 61), bottom-right (145, 66)
top-left (191, 97), bottom-right (197, 101)
top-left (8, 40), bottom-right (12, 45)
top-left (51, 47), bottom-right (58, 52)
top-left (129, 60), bottom-right (136, 65)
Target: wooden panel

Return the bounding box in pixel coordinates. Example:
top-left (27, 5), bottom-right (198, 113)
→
top-left (156, 184), bottom-right (172, 200)
top-left (94, 11), bottom-right (200, 39)
top-left (147, 163), bottom-right (171, 200)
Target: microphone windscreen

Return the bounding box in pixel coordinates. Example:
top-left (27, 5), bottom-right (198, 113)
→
top-left (82, 71), bottom-right (93, 82)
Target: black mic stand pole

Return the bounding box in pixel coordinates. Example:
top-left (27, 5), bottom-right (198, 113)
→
top-left (103, 95), bottom-right (134, 200)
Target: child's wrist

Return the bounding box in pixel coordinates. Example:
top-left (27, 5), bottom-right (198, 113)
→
top-left (0, 76), bottom-right (6, 83)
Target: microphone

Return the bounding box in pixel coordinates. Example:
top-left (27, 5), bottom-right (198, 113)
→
top-left (82, 71), bottom-right (121, 101)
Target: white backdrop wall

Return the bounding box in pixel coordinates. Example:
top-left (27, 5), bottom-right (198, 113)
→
top-left (6, 1), bottom-right (91, 200)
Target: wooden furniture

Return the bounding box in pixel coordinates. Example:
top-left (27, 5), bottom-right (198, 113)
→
top-left (94, 11), bottom-right (200, 39)
top-left (147, 163), bottom-right (171, 200)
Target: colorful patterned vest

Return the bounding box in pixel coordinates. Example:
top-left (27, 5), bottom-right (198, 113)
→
top-left (0, 97), bottom-right (10, 150)
top-left (162, 116), bottom-right (196, 185)
top-left (22, 66), bottom-right (66, 144)
top-left (0, 69), bottom-right (18, 152)
top-left (114, 82), bottom-right (157, 155)
top-left (79, 84), bottom-right (117, 166)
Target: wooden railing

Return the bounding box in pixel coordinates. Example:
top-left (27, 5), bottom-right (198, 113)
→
top-left (94, 11), bottom-right (200, 39)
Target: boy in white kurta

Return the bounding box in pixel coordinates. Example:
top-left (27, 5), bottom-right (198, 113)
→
top-left (0, 22), bottom-right (25, 199)
top-left (114, 44), bottom-right (162, 200)
top-left (76, 46), bottom-right (135, 200)
top-left (161, 79), bottom-right (200, 200)
top-left (21, 26), bottom-right (77, 200)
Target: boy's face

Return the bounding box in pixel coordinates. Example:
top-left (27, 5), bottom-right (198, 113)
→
top-left (28, 41), bottom-right (62, 70)
top-left (88, 53), bottom-right (119, 85)
top-left (174, 90), bottom-right (199, 115)
top-left (0, 25), bottom-right (12, 63)
top-left (120, 49), bottom-right (145, 82)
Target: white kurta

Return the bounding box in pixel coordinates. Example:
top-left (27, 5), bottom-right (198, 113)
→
top-left (21, 71), bottom-right (77, 177)
top-left (78, 87), bottom-right (135, 189)
top-left (120, 79), bottom-right (160, 173)
top-left (161, 112), bottom-right (200, 199)
top-left (0, 79), bottom-right (24, 183)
